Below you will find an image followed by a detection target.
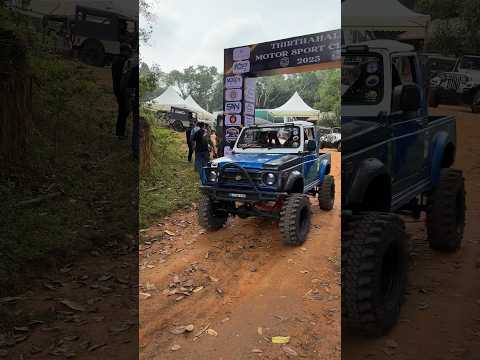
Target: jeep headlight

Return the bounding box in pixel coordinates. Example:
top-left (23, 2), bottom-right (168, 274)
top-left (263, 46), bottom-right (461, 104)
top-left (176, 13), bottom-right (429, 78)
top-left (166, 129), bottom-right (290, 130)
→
top-left (208, 170), bottom-right (218, 182)
top-left (263, 172), bottom-right (276, 186)
top-left (430, 77), bottom-right (441, 87)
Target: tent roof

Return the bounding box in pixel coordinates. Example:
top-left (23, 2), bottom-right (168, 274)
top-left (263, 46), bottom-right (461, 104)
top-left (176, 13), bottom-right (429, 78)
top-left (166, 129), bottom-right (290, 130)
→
top-left (269, 92), bottom-right (320, 117)
top-left (149, 86), bottom-right (190, 112)
top-left (342, 0), bottom-right (430, 31)
top-left (185, 95), bottom-right (214, 121)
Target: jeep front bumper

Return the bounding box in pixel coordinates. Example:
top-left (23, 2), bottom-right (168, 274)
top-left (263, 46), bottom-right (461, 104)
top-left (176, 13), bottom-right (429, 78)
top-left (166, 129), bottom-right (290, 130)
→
top-left (200, 185), bottom-right (286, 203)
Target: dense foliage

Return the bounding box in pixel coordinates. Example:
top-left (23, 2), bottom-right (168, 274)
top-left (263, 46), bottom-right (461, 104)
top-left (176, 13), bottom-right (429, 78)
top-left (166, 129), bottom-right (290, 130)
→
top-left (140, 63), bottom-right (340, 118)
top-left (416, 0), bottom-right (480, 55)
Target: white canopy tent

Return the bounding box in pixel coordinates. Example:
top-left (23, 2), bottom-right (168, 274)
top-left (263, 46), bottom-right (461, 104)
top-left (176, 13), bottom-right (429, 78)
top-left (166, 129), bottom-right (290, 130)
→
top-left (269, 92), bottom-right (320, 119)
top-left (149, 86), bottom-right (190, 112)
top-left (342, 0), bottom-right (430, 44)
top-left (184, 95), bottom-right (215, 122)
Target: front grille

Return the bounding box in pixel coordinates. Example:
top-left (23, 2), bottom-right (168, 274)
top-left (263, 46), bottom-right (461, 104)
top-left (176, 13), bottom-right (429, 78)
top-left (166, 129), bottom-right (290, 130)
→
top-left (440, 73), bottom-right (468, 91)
top-left (219, 169), bottom-right (263, 187)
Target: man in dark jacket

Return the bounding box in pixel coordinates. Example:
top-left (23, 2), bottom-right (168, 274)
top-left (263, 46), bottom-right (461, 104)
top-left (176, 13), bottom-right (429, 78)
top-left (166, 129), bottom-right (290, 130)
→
top-left (192, 122), bottom-right (209, 176)
top-left (127, 53), bottom-right (139, 158)
top-left (185, 122), bottom-right (195, 162)
top-left (112, 43), bottom-right (133, 138)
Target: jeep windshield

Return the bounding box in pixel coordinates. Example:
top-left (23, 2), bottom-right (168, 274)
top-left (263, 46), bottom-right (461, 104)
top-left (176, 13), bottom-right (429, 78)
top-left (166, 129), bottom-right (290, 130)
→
top-left (342, 53), bottom-right (384, 105)
top-left (236, 126), bottom-right (301, 150)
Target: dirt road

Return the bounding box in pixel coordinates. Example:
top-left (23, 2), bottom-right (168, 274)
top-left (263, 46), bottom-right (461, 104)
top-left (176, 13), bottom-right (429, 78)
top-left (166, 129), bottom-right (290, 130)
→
top-left (343, 106), bottom-right (480, 360)
top-left (139, 151), bottom-right (341, 360)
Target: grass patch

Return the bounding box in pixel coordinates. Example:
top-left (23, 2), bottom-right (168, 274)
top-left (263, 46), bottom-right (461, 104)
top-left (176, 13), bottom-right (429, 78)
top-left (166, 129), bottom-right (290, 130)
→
top-left (140, 122), bottom-right (200, 227)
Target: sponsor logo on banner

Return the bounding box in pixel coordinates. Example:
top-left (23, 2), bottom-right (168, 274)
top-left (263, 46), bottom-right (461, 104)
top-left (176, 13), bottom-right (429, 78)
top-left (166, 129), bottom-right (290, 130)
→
top-left (225, 101), bottom-right (242, 114)
top-left (224, 114), bottom-right (241, 126)
top-left (233, 60), bottom-right (250, 74)
top-left (225, 88), bottom-right (242, 102)
top-left (225, 127), bottom-right (240, 143)
top-left (244, 78), bottom-right (256, 103)
top-left (244, 115), bottom-right (255, 127)
top-left (244, 102), bottom-right (255, 116)
top-left (224, 145), bottom-right (233, 156)
top-left (225, 75), bottom-right (243, 89)
top-left (233, 46), bottom-right (251, 61)
top-left (280, 57), bottom-right (290, 67)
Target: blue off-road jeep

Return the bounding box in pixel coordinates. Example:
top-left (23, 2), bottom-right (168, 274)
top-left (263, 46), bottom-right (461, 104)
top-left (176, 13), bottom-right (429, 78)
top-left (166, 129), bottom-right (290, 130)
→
top-left (198, 121), bottom-right (335, 246)
top-left (342, 40), bottom-right (466, 336)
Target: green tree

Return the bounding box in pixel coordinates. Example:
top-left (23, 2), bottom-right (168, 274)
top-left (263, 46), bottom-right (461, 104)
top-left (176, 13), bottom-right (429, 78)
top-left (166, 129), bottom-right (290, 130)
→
top-left (315, 69), bottom-right (340, 117)
top-left (140, 0), bottom-right (156, 44)
top-left (417, 0), bottom-right (480, 55)
top-left (165, 66), bottom-right (218, 110)
top-left (139, 62), bottom-right (165, 101)
top-left (208, 73), bottom-right (224, 112)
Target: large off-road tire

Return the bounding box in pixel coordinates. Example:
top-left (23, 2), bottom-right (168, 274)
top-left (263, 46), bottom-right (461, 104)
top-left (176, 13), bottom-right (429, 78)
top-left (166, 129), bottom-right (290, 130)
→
top-left (426, 168), bottom-right (466, 252)
top-left (170, 119), bottom-right (185, 132)
top-left (80, 39), bottom-right (105, 67)
top-left (279, 194), bottom-right (312, 246)
top-left (342, 212), bottom-right (408, 336)
top-left (318, 175), bottom-right (335, 211)
top-left (198, 194), bottom-right (228, 231)
top-left (471, 90), bottom-right (480, 113)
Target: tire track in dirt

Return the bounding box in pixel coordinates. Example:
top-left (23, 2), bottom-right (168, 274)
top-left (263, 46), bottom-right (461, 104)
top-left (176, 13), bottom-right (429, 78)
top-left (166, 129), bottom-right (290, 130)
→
top-left (140, 151), bottom-right (341, 360)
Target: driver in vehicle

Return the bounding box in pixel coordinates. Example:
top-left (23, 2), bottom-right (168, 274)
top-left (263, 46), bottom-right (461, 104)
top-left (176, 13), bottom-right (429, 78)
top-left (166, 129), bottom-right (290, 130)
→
top-left (267, 131), bottom-right (281, 147)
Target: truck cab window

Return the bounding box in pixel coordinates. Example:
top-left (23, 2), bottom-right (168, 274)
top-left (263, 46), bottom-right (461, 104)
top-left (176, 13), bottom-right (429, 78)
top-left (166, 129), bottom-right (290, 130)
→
top-left (392, 56), bottom-right (418, 85)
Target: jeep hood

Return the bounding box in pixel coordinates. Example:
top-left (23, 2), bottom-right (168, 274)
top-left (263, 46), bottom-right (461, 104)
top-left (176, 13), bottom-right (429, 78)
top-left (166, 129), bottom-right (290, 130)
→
top-left (211, 153), bottom-right (299, 170)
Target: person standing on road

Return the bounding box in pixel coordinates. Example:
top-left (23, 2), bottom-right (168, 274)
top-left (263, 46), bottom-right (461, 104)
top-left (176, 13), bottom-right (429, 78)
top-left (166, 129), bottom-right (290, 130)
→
top-left (210, 128), bottom-right (218, 159)
top-left (192, 122), bottom-right (209, 176)
top-left (190, 121), bottom-right (200, 143)
top-left (186, 122), bottom-right (194, 162)
top-left (127, 51), bottom-right (140, 158)
top-left (112, 43), bottom-right (132, 139)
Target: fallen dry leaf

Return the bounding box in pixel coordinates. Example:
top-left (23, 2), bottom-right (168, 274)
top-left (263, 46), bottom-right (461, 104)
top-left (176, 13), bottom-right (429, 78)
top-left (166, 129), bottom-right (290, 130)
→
top-left (60, 299), bottom-right (86, 312)
top-left (272, 336), bottom-right (290, 344)
top-left (207, 329), bottom-right (218, 336)
top-left (282, 345), bottom-right (298, 357)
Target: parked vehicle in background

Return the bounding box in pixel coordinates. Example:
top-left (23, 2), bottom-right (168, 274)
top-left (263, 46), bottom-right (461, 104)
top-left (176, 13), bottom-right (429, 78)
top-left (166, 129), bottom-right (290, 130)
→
top-left (198, 121), bottom-right (335, 246)
top-left (318, 126), bottom-right (341, 151)
top-left (420, 53), bottom-right (457, 81)
top-left (42, 6), bottom-right (138, 67)
top-left (429, 54), bottom-right (480, 113)
top-left (168, 106), bottom-right (198, 132)
top-left (342, 40), bottom-right (466, 336)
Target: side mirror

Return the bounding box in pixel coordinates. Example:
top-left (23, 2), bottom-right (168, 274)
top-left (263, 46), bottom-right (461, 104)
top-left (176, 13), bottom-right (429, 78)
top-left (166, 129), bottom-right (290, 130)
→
top-left (306, 139), bottom-right (317, 152)
top-left (393, 84), bottom-right (421, 112)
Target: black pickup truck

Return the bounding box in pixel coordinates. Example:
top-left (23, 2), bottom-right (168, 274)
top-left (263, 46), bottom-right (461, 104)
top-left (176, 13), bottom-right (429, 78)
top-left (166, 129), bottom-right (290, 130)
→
top-left (342, 40), bottom-right (466, 335)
